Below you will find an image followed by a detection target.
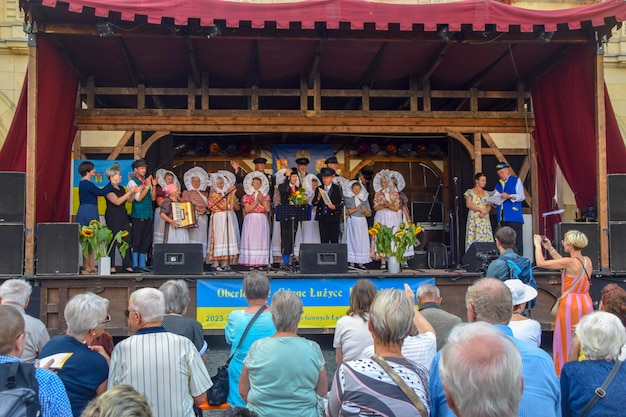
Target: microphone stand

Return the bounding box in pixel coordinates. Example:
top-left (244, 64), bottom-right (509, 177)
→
top-left (452, 177), bottom-right (462, 269)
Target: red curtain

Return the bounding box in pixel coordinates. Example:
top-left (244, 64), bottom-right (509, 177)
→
top-left (532, 44), bottom-right (626, 239)
top-left (0, 36), bottom-right (78, 222)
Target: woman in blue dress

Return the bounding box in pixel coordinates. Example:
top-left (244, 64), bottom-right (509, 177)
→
top-left (76, 161), bottom-right (112, 274)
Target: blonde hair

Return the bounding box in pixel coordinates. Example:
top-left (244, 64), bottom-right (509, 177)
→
top-left (564, 230), bottom-right (588, 250)
top-left (81, 385), bottom-right (152, 417)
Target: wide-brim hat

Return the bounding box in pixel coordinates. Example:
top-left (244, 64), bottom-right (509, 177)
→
top-left (183, 166), bottom-right (209, 191)
top-left (389, 170), bottom-right (406, 192)
top-left (155, 169), bottom-right (180, 189)
top-left (295, 157), bottom-right (310, 165)
top-left (504, 279), bottom-right (538, 306)
top-left (496, 161), bottom-right (510, 170)
top-left (325, 156), bottom-right (338, 165)
top-left (217, 170), bottom-right (236, 189)
top-left (275, 168), bottom-right (289, 186)
top-left (373, 169), bottom-right (392, 193)
top-left (343, 179), bottom-right (368, 200)
top-left (243, 171), bottom-right (270, 195)
top-left (302, 173), bottom-right (320, 198)
top-left (131, 159), bottom-right (148, 169)
top-left (253, 157), bottom-right (267, 164)
top-left (320, 167), bottom-right (335, 177)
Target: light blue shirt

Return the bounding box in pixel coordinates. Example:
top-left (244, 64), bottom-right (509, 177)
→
top-left (429, 324), bottom-right (561, 417)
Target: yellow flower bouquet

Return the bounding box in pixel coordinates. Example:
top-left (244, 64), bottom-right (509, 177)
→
top-left (288, 186), bottom-right (308, 206)
top-left (79, 220), bottom-right (129, 261)
top-left (369, 221), bottom-right (422, 259)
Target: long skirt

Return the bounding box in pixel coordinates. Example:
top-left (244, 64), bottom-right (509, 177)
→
top-left (188, 214), bottom-right (209, 255)
top-left (271, 220), bottom-right (282, 258)
top-left (239, 212), bottom-right (271, 266)
top-left (346, 216), bottom-right (372, 264)
top-left (153, 207), bottom-right (165, 246)
top-left (294, 216), bottom-right (321, 256)
top-left (371, 209), bottom-right (400, 260)
top-left (208, 211), bottom-right (240, 262)
top-left (164, 224), bottom-right (190, 244)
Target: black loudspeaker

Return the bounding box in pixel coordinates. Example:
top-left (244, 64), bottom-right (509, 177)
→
top-left (608, 174), bottom-right (626, 222)
top-left (462, 242), bottom-right (497, 273)
top-left (37, 223), bottom-right (79, 274)
top-left (299, 243), bottom-right (348, 274)
top-left (610, 222), bottom-right (626, 272)
top-left (412, 202), bottom-right (444, 223)
top-left (554, 222), bottom-right (599, 271)
top-left (0, 223), bottom-right (24, 275)
top-left (153, 244), bottom-right (203, 275)
top-left (0, 172), bottom-right (25, 224)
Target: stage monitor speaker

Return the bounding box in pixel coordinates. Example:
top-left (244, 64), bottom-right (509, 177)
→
top-left (608, 174), bottom-right (626, 221)
top-left (610, 222), bottom-right (626, 272)
top-left (153, 243), bottom-right (203, 275)
top-left (462, 242), bottom-right (497, 273)
top-left (37, 223), bottom-right (79, 274)
top-left (299, 243), bottom-right (348, 274)
top-left (412, 202), bottom-right (444, 224)
top-left (0, 223), bottom-right (24, 275)
top-left (554, 222), bottom-right (599, 271)
top-left (0, 172), bottom-right (25, 224)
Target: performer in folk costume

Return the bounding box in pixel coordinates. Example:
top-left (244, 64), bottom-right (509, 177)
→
top-left (294, 173), bottom-right (322, 255)
top-left (314, 167), bottom-right (343, 244)
top-left (207, 171), bottom-right (240, 271)
top-left (390, 170), bottom-right (414, 266)
top-left (371, 169), bottom-right (401, 269)
top-left (240, 172), bottom-right (272, 270)
top-left (231, 157), bottom-right (275, 191)
top-left (153, 169), bottom-right (180, 246)
top-left (128, 159), bottom-right (157, 272)
top-left (182, 167), bottom-right (210, 255)
top-left (326, 156), bottom-right (350, 188)
top-left (343, 180), bottom-right (372, 269)
top-left (271, 168), bottom-right (289, 262)
top-left (490, 161), bottom-right (525, 252)
top-left (160, 183), bottom-right (190, 244)
top-left (295, 157), bottom-right (310, 183)
top-left (277, 168), bottom-right (301, 271)
top-left (356, 167), bottom-right (376, 228)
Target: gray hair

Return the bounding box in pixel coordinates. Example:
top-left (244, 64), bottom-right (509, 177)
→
top-left (417, 283), bottom-right (440, 300)
top-left (65, 292), bottom-right (110, 336)
top-left (159, 280), bottom-right (190, 314)
top-left (440, 322), bottom-right (522, 417)
top-left (369, 288), bottom-right (414, 345)
top-left (243, 272), bottom-right (270, 301)
top-left (81, 384), bottom-right (153, 417)
top-left (270, 290), bottom-right (302, 332)
top-left (466, 278), bottom-right (512, 325)
top-left (0, 279), bottom-right (32, 307)
top-left (576, 311), bottom-right (626, 361)
top-left (105, 163), bottom-right (121, 180)
top-left (130, 288), bottom-right (165, 323)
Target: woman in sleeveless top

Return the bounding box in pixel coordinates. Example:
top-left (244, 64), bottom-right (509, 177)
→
top-left (533, 230), bottom-right (593, 376)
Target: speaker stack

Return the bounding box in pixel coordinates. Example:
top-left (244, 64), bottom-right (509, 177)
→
top-left (37, 223), bottom-right (80, 274)
top-left (0, 172), bottom-right (25, 275)
top-left (299, 243), bottom-right (348, 274)
top-left (608, 174), bottom-right (626, 272)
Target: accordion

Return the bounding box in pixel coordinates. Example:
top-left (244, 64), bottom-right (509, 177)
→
top-left (172, 202), bottom-right (198, 228)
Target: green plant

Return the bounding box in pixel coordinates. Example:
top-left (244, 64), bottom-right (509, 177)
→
top-left (288, 186), bottom-right (308, 206)
top-left (369, 221), bottom-right (423, 259)
top-left (79, 220), bottom-right (129, 261)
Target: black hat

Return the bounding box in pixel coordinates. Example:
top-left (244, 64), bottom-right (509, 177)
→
top-left (495, 161), bottom-right (510, 170)
top-left (253, 157), bottom-right (267, 164)
top-left (320, 167), bottom-right (335, 177)
top-left (325, 156), bottom-right (338, 165)
top-left (295, 157), bottom-right (310, 165)
top-left (131, 159), bottom-right (148, 169)
top-left (361, 167), bottom-right (374, 181)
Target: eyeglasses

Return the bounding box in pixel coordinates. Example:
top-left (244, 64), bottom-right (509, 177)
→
top-left (100, 314), bottom-right (111, 324)
top-left (124, 309), bottom-right (137, 318)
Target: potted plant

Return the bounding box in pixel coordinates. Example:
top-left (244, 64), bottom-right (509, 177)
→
top-left (369, 221), bottom-right (423, 272)
top-left (79, 220), bottom-right (129, 275)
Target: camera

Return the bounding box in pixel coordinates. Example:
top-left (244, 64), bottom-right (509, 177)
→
top-left (476, 250), bottom-right (499, 277)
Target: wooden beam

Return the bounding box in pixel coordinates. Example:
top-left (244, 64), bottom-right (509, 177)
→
top-left (473, 132), bottom-right (482, 173)
top-left (307, 40), bottom-right (323, 89)
top-left (482, 133), bottom-right (532, 205)
top-left (107, 131), bottom-right (134, 160)
top-left (141, 131), bottom-right (170, 155)
top-left (25, 34), bottom-right (38, 275)
top-left (186, 38), bottom-right (201, 88)
top-left (134, 131), bottom-right (142, 159)
top-left (595, 40), bottom-right (609, 272)
top-left (447, 132), bottom-right (475, 157)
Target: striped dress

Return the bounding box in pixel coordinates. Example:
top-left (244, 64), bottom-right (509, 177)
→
top-left (553, 259), bottom-right (593, 377)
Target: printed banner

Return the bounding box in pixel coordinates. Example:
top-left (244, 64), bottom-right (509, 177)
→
top-left (272, 144), bottom-right (333, 174)
top-left (72, 160), bottom-right (134, 216)
top-left (197, 276), bottom-right (435, 329)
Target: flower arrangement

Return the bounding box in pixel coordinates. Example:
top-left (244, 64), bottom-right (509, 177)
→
top-left (79, 220), bottom-right (129, 262)
top-left (288, 186), bottom-right (308, 206)
top-left (368, 221), bottom-right (423, 259)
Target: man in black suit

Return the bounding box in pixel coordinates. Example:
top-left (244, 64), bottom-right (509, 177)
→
top-left (314, 167), bottom-right (343, 243)
top-left (277, 168), bottom-right (300, 270)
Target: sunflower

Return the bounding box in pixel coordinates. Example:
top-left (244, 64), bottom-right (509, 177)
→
top-left (368, 228), bottom-right (379, 236)
top-left (89, 219), bottom-right (101, 228)
top-left (373, 222), bottom-right (381, 229)
top-left (120, 230), bottom-right (129, 237)
top-left (395, 231), bottom-right (405, 238)
top-left (81, 228), bottom-right (94, 238)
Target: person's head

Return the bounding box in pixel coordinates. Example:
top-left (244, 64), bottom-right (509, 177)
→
top-left (440, 322), bottom-right (523, 417)
top-left (219, 407), bottom-right (259, 417)
top-left (295, 157), bottom-right (309, 173)
top-left (320, 168), bottom-right (335, 186)
top-left (288, 169), bottom-right (299, 186)
top-left (0, 305), bottom-right (25, 356)
top-left (562, 229), bottom-right (588, 252)
top-left (163, 183), bottom-right (180, 198)
top-left (65, 292), bottom-right (110, 339)
top-left (191, 176), bottom-right (201, 189)
top-left (164, 172), bottom-right (174, 185)
top-left (311, 178), bottom-right (319, 189)
top-left (368, 288), bottom-right (413, 346)
top-left (474, 172), bottom-right (487, 188)
top-left (466, 278), bottom-right (513, 325)
top-left (347, 279), bottom-right (377, 320)
top-left (131, 159), bottom-right (148, 176)
top-left (417, 284), bottom-right (442, 304)
top-left (215, 176), bottom-right (224, 189)
top-left (576, 311), bottom-right (626, 361)
top-left (503, 279), bottom-right (537, 313)
top-left (0, 278), bottom-right (32, 308)
top-left (602, 293), bottom-right (626, 327)
top-left (253, 157), bottom-right (267, 172)
top-left (601, 284), bottom-right (626, 307)
top-left (495, 161), bottom-right (510, 181)
top-left (351, 182), bottom-right (362, 195)
top-left (159, 280), bottom-right (191, 315)
top-left (495, 226), bottom-right (516, 251)
top-left (270, 290), bottom-right (302, 332)
top-left (380, 175), bottom-right (389, 190)
top-left (325, 156), bottom-right (339, 171)
top-left (252, 177), bottom-right (261, 190)
top-left (78, 161), bottom-right (95, 177)
top-left (105, 163), bottom-right (123, 185)
top-left (128, 288), bottom-right (165, 332)
top-left (81, 384), bottom-right (153, 417)
top-left (243, 271), bottom-right (271, 301)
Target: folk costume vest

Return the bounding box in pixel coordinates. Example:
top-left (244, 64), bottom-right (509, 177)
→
top-left (495, 175), bottom-right (523, 223)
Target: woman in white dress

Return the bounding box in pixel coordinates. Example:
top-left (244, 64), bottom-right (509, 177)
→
top-left (239, 172), bottom-right (271, 269)
top-left (504, 279), bottom-right (542, 347)
top-left (371, 169), bottom-right (401, 269)
top-left (390, 171), bottom-right (414, 267)
top-left (181, 166), bottom-right (210, 256)
top-left (208, 172), bottom-right (240, 271)
top-left (343, 180), bottom-right (372, 269)
top-left (159, 183), bottom-right (190, 244)
top-left (153, 169), bottom-right (180, 246)
top-left (294, 173), bottom-right (321, 255)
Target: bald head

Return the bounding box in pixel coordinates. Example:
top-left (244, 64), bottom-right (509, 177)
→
top-left (465, 278), bottom-right (513, 324)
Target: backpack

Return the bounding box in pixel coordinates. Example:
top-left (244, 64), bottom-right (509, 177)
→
top-left (0, 361), bottom-right (40, 417)
top-left (425, 242), bottom-right (448, 269)
top-left (505, 255), bottom-right (537, 308)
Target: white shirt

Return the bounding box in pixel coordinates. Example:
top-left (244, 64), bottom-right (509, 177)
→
top-left (360, 332), bottom-right (437, 370)
top-left (508, 318), bottom-right (542, 347)
top-left (333, 314), bottom-right (373, 363)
